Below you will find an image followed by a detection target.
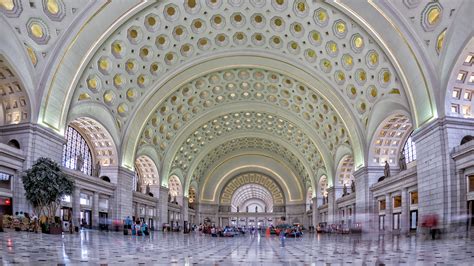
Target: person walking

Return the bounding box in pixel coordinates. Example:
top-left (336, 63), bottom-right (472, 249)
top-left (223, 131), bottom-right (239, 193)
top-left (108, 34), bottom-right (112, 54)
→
top-left (279, 229), bottom-right (286, 247)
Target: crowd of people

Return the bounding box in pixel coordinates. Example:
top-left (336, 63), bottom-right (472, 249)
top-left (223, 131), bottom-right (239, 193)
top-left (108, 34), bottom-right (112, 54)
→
top-left (123, 216), bottom-right (150, 236)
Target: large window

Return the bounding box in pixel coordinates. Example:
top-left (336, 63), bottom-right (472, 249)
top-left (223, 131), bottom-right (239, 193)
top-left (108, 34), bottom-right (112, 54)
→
top-left (403, 134), bottom-right (417, 163)
top-left (62, 126), bottom-right (93, 176)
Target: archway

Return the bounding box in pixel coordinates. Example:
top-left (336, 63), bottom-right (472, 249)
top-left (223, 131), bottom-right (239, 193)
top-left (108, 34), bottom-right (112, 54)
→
top-left (368, 114), bottom-right (413, 167)
top-left (168, 175), bottom-right (183, 206)
top-left (231, 184), bottom-right (274, 213)
top-left (335, 155), bottom-right (354, 198)
top-left (134, 155), bottom-right (159, 193)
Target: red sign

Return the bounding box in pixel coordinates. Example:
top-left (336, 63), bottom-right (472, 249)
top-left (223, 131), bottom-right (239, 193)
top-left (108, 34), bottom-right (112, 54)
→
top-left (4, 199), bottom-right (11, 205)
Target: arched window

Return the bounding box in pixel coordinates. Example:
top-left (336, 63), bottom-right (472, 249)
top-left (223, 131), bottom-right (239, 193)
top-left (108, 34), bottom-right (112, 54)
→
top-left (403, 133), bottom-right (416, 163)
top-left (62, 126), bottom-right (93, 176)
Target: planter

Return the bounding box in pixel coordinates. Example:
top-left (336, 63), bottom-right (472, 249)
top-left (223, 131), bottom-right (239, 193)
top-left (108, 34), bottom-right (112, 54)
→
top-left (49, 225), bottom-right (62, 235)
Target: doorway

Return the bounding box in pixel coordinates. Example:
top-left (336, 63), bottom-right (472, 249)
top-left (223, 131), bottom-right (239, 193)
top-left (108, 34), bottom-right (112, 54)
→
top-left (410, 210), bottom-right (418, 230)
top-left (99, 212), bottom-right (108, 230)
top-left (80, 210), bottom-right (92, 228)
top-left (379, 215), bottom-right (385, 231)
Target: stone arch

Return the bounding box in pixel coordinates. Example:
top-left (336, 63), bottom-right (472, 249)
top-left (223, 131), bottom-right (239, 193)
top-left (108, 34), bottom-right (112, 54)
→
top-left (168, 174), bottom-right (183, 205)
top-left (134, 155), bottom-right (159, 193)
top-left (368, 113), bottom-right (413, 167)
top-left (230, 183), bottom-right (274, 213)
top-left (185, 133), bottom-right (311, 202)
top-left (67, 117), bottom-right (118, 167)
top-left (100, 176), bottom-right (111, 182)
top-left (220, 172), bottom-right (284, 210)
top-left (335, 155), bottom-right (355, 198)
top-left (461, 135), bottom-right (474, 145)
top-left (67, 102), bottom-right (120, 159)
top-left (200, 153), bottom-right (304, 204)
top-left (317, 175), bottom-right (329, 206)
top-left (6, 139), bottom-right (20, 149)
top-left (166, 108), bottom-right (327, 193)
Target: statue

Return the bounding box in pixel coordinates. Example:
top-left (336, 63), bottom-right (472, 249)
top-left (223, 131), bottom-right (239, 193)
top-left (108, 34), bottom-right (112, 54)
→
top-left (384, 161), bottom-right (391, 178)
top-left (168, 193), bottom-right (172, 202)
top-left (246, 206), bottom-right (249, 212)
top-left (76, 153), bottom-right (84, 171)
top-left (399, 149), bottom-right (407, 171)
top-left (237, 206), bottom-right (239, 212)
top-left (146, 184), bottom-right (150, 194)
top-left (351, 180), bottom-right (355, 193)
top-left (265, 206), bottom-right (267, 213)
top-left (93, 161), bottom-right (101, 177)
top-left (255, 206), bottom-right (258, 213)
top-left (342, 184), bottom-right (347, 196)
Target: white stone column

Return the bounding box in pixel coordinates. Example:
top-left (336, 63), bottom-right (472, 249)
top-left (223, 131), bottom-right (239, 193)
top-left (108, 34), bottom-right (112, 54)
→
top-left (93, 192), bottom-right (99, 229)
top-left (182, 196), bottom-right (189, 231)
top-left (327, 187), bottom-right (335, 224)
top-left (385, 194), bottom-right (392, 232)
top-left (73, 188), bottom-right (81, 228)
top-left (112, 167), bottom-right (134, 221)
top-left (158, 186), bottom-right (169, 230)
top-left (401, 188), bottom-right (409, 233)
top-left (312, 197), bottom-right (319, 227)
top-left (354, 166), bottom-right (382, 232)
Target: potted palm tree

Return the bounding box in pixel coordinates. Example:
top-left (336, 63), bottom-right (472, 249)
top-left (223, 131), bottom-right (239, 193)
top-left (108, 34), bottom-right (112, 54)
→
top-left (22, 157), bottom-right (74, 234)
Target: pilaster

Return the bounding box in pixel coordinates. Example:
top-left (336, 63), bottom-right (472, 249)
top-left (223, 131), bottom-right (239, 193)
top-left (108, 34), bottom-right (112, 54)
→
top-left (312, 196), bottom-right (319, 227)
top-left (112, 167), bottom-right (134, 221)
top-left (327, 187), bottom-right (335, 224)
top-left (73, 188), bottom-right (81, 228)
top-left (401, 188), bottom-right (409, 233)
top-left (93, 192), bottom-right (99, 229)
top-left (182, 196), bottom-right (189, 228)
top-left (385, 194), bottom-right (392, 232)
top-left (158, 186), bottom-right (169, 230)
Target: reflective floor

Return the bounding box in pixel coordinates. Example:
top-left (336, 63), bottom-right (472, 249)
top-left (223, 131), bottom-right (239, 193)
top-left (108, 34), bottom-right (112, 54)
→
top-left (1, 229), bottom-right (474, 265)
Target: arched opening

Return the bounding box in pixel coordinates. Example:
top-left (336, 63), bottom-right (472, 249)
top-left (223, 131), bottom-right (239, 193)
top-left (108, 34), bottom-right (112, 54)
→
top-left (369, 114), bottom-right (413, 168)
top-left (318, 175), bottom-right (329, 206)
top-left (231, 183), bottom-right (274, 213)
top-left (100, 176), bottom-right (111, 182)
top-left (461, 135), bottom-right (474, 145)
top-left (6, 139), bottom-right (20, 149)
top-left (335, 155), bottom-right (355, 198)
top-left (68, 117), bottom-right (118, 167)
top-left (134, 155), bottom-right (159, 193)
top-left (168, 175), bottom-right (182, 206)
top-left (62, 125), bottom-right (93, 176)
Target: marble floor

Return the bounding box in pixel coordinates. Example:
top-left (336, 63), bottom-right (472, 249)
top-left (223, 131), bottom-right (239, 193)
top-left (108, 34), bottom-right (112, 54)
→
top-left (0, 229), bottom-right (474, 265)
